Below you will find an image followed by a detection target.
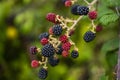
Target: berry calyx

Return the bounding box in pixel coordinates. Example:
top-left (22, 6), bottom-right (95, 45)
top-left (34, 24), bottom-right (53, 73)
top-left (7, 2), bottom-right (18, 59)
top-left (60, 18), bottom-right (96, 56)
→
top-left (83, 31), bottom-right (96, 42)
top-left (65, 0), bottom-right (72, 7)
top-left (59, 35), bottom-right (68, 43)
top-left (31, 60), bottom-right (40, 68)
top-left (38, 68), bottom-right (48, 79)
top-left (62, 42), bottom-right (71, 51)
top-left (62, 50), bottom-right (69, 57)
top-left (71, 50), bottom-right (79, 58)
top-left (40, 38), bottom-right (48, 45)
top-left (41, 44), bottom-right (55, 57)
top-left (30, 46), bottom-right (38, 55)
top-left (46, 13), bottom-right (56, 23)
top-left (88, 11), bottom-right (97, 20)
top-left (95, 25), bottom-right (103, 32)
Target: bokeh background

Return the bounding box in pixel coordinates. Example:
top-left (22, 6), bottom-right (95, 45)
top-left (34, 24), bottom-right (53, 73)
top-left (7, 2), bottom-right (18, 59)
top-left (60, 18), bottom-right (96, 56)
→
top-left (0, 0), bottom-right (120, 80)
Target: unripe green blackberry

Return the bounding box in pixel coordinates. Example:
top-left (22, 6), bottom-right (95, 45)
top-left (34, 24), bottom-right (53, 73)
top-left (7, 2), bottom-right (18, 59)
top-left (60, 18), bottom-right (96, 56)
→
top-left (83, 31), bottom-right (96, 42)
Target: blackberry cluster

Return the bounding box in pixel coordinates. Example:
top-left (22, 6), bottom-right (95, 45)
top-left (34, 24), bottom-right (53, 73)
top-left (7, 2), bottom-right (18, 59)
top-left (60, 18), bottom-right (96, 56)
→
top-left (38, 68), bottom-right (48, 79)
top-left (48, 56), bottom-right (59, 67)
top-left (52, 24), bottom-right (63, 36)
top-left (71, 5), bottom-right (89, 15)
top-left (38, 32), bottom-right (49, 40)
top-left (71, 50), bottom-right (79, 58)
top-left (41, 44), bottom-right (55, 57)
top-left (83, 31), bottom-right (96, 42)
top-left (56, 45), bottom-right (63, 55)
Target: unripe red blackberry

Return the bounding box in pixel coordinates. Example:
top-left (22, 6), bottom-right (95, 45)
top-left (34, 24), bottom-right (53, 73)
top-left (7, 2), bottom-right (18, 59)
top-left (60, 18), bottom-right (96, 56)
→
top-left (83, 31), bottom-right (96, 42)
top-left (38, 68), bottom-right (48, 79)
top-left (49, 27), bottom-right (53, 35)
top-left (30, 46), bottom-right (38, 55)
top-left (40, 38), bottom-right (48, 45)
top-left (59, 35), bottom-right (68, 43)
top-left (31, 60), bottom-right (39, 68)
top-left (53, 24), bottom-right (63, 36)
top-left (41, 44), bottom-right (55, 57)
top-left (71, 50), bottom-right (79, 58)
top-left (62, 50), bottom-right (69, 57)
top-left (65, 0), bottom-right (72, 7)
top-left (46, 13), bottom-right (56, 23)
top-left (62, 42), bottom-right (71, 51)
top-left (95, 25), bottom-right (103, 32)
top-left (88, 11), bottom-right (97, 19)
top-left (48, 56), bottom-right (59, 67)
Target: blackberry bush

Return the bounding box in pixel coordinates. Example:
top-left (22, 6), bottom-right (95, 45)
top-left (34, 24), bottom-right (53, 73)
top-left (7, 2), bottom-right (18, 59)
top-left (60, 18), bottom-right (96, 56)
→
top-left (30, 0), bottom-right (99, 79)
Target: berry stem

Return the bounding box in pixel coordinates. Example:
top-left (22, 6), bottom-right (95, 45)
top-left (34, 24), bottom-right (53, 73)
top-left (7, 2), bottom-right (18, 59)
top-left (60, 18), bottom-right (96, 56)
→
top-left (91, 20), bottom-right (96, 33)
top-left (84, 0), bottom-right (90, 5)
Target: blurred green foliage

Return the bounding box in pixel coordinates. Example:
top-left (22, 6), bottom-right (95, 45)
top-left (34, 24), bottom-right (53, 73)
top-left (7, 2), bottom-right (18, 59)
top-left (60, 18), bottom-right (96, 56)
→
top-left (0, 0), bottom-right (120, 80)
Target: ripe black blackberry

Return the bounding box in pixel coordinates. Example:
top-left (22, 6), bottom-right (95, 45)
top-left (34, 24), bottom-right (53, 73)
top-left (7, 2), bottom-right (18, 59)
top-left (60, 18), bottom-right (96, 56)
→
top-left (71, 5), bottom-right (79, 15)
top-left (52, 24), bottom-right (63, 36)
top-left (38, 32), bottom-right (49, 40)
top-left (48, 56), bottom-right (59, 67)
top-left (77, 6), bottom-right (89, 15)
top-left (41, 44), bottom-right (55, 57)
top-left (38, 68), bottom-right (48, 79)
top-left (71, 50), bottom-right (79, 58)
top-left (71, 5), bottom-right (89, 15)
top-left (56, 45), bottom-right (63, 55)
top-left (83, 31), bottom-right (96, 42)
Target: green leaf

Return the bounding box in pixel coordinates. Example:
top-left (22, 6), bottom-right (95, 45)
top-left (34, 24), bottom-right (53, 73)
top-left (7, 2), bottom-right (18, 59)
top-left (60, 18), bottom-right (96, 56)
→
top-left (100, 74), bottom-right (108, 80)
top-left (99, 13), bottom-right (119, 25)
top-left (106, 0), bottom-right (120, 7)
top-left (101, 38), bottom-right (119, 53)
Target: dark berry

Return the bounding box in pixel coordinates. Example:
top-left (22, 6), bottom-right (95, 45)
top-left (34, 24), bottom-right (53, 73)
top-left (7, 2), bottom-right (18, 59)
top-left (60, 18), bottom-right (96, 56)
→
top-left (65, 0), bottom-right (72, 7)
top-left (40, 38), bottom-right (48, 45)
top-left (83, 31), bottom-right (96, 42)
top-left (38, 68), bottom-right (48, 79)
top-left (56, 45), bottom-right (63, 55)
top-left (53, 24), bottom-right (63, 36)
top-left (30, 46), bottom-right (37, 55)
top-left (38, 32), bottom-right (49, 40)
top-left (41, 44), bottom-right (55, 57)
top-left (48, 56), bottom-right (59, 67)
top-left (62, 50), bottom-right (69, 57)
top-left (46, 13), bottom-right (56, 23)
top-left (95, 25), bottom-right (103, 32)
top-left (71, 5), bottom-right (79, 15)
top-left (62, 42), bottom-right (71, 51)
top-left (69, 29), bottom-right (75, 36)
top-left (71, 50), bottom-right (79, 58)
top-left (88, 11), bottom-right (97, 19)
top-left (31, 60), bottom-right (40, 68)
top-left (59, 35), bottom-right (68, 43)
top-left (71, 5), bottom-right (89, 15)
top-left (77, 6), bottom-right (89, 15)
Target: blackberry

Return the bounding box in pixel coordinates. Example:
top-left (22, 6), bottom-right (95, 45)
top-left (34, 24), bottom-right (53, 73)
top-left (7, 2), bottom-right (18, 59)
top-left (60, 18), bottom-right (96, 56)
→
top-left (56, 45), bottom-right (63, 55)
top-left (30, 46), bottom-right (37, 55)
top-left (71, 50), bottom-right (79, 58)
top-left (71, 5), bottom-right (89, 15)
top-left (38, 32), bottom-right (49, 40)
top-left (77, 6), bottom-right (89, 15)
top-left (52, 24), bottom-right (63, 36)
top-left (48, 56), bottom-right (59, 67)
top-left (38, 68), bottom-right (48, 79)
top-left (41, 44), bottom-right (55, 57)
top-left (71, 5), bottom-right (79, 15)
top-left (83, 31), bottom-right (96, 42)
